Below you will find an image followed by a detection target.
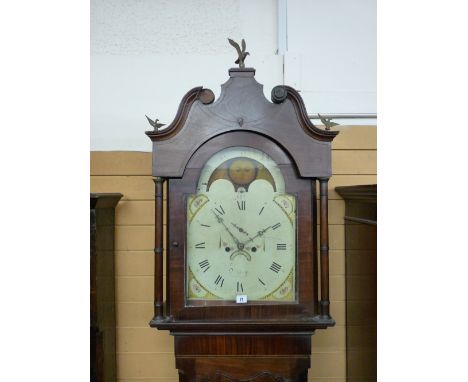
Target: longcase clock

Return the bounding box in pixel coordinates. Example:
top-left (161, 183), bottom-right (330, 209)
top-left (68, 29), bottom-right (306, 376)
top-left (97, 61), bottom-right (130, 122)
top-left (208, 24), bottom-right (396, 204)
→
top-left (145, 64), bottom-right (338, 382)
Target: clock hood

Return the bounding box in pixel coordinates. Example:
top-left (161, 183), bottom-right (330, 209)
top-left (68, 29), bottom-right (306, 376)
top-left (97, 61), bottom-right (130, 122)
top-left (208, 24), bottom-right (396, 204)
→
top-left (146, 67), bottom-right (338, 178)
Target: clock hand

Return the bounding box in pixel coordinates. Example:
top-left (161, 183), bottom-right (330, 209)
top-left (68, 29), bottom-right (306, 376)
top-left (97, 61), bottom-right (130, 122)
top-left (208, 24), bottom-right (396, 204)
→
top-left (242, 225), bottom-right (272, 245)
top-left (212, 212), bottom-right (252, 261)
top-left (211, 210), bottom-right (244, 250)
top-left (230, 222), bottom-right (253, 239)
top-left (230, 222), bottom-right (264, 255)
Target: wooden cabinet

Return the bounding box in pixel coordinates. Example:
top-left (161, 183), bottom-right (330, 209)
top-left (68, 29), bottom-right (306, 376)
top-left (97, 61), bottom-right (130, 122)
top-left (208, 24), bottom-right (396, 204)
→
top-left (145, 66), bottom-right (338, 381)
top-left (90, 193), bottom-right (122, 382)
top-left (335, 185), bottom-right (376, 382)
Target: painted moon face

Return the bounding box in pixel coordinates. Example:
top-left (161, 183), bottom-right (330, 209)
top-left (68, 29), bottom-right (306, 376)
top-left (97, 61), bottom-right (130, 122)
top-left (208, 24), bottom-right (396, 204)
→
top-left (228, 158), bottom-right (257, 185)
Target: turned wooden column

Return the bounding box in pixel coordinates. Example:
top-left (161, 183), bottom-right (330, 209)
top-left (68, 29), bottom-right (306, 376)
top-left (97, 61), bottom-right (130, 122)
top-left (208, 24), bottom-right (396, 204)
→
top-left (152, 177), bottom-right (165, 321)
top-left (319, 178), bottom-right (331, 318)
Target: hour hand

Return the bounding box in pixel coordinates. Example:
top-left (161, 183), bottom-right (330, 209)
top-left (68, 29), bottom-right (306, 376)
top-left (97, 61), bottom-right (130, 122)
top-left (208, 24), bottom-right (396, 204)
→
top-left (230, 222), bottom-right (252, 237)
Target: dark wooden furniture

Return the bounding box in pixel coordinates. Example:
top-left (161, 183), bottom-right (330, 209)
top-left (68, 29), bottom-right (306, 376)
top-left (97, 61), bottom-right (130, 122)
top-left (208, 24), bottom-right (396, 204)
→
top-left (146, 67), bottom-right (339, 381)
top-left (90, 193), bottom-right (122, 382)
top-left (335, 185), bottom-right (376, 382)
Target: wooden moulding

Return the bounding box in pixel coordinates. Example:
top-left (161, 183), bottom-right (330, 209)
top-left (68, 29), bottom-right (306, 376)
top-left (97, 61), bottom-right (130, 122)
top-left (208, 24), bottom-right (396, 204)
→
top-left (90, 193), bottom-right (123, 209)
top-left (335, 184), bottom-right (377, 202)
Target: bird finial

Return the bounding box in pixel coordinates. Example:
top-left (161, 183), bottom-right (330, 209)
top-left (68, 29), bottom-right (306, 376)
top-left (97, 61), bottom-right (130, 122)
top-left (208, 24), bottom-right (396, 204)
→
top-left (145, 115), bottom-right (165, 132)
top-left (228, 38), bottom-right (249, 69)
top-left (318, 114), bottom-right (340, 131)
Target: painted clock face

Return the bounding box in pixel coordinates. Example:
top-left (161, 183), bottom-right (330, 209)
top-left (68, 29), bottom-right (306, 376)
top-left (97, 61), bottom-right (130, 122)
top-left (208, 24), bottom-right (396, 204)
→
top-left (186, 146), bottom-right (296, 302)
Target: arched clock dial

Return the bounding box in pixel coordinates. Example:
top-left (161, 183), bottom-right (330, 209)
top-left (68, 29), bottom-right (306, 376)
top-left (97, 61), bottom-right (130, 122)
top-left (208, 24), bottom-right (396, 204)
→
top-left (187, 147), bottom-right (296, 302)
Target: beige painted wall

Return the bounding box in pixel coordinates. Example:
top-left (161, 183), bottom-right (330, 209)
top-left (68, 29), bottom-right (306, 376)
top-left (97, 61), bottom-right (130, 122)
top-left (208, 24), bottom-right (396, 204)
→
top-left (90, 125), bottom-right (377, 382)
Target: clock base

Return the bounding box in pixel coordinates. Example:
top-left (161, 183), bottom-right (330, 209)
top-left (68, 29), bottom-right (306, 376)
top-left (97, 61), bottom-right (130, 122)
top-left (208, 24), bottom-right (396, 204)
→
top-left (173, 333), bottom-right (313, 382)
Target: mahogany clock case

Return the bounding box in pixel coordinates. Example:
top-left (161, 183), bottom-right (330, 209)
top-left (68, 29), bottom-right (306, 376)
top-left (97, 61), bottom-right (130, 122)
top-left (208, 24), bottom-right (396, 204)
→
top-left (146, 68), bottom-right (337, 331)
top-left (163, 131), bottom-right (319, 329)
top-left (145, 67), bottom-right (338, 381)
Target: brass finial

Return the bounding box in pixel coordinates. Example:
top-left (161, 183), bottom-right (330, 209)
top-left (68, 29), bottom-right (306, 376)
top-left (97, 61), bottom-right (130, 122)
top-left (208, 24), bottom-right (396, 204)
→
top-left (145, 115), bottom-right (165, 131)
top-left (318, 114), bottom-right (340, 131)
top-left (228, 38), bottom-right (250, 69)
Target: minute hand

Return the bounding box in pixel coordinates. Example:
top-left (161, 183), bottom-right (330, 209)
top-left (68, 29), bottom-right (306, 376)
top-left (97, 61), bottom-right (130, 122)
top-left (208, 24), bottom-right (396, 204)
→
top-left (243, 225), bottom-right (272, 245)
top-left (211, 210), bottom-right (242, 246)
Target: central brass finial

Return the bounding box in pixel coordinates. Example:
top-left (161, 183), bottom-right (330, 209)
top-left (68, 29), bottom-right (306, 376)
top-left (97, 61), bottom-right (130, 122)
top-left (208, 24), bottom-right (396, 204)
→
top-left (228, 38), bottom-right (250, 69)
